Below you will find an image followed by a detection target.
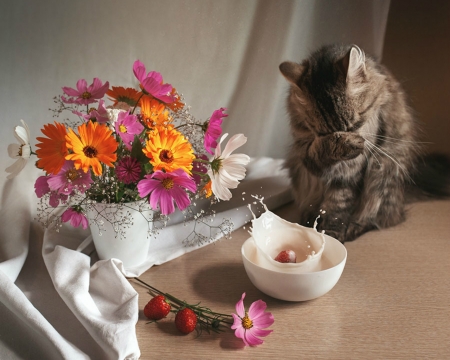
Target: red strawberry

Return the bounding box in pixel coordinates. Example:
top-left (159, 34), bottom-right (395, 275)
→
top-left (175, 308), bottom-right (197, 334)
top-left (274, 250), bottom-right (297, 263)
top-left (144, 295), bottom-right (171, 320)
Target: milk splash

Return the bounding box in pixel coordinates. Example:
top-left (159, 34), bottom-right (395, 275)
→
top-left (247, 196), bottom-right (326, 273)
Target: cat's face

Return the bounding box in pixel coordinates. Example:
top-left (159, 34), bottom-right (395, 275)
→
top-left (280, 45), bottom-right (385, 137)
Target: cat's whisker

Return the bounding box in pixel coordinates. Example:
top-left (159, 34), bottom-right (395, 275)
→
top-left (364, 136), bottom-right (418, 147)
top-left (364, 142), bottom-right (381, 166)
top-left (365, 139), bottom-right (413, 182)
top-left (360, 131), bottom-right (431, 144)
top-left (363, 151), bottom-right (370, 166)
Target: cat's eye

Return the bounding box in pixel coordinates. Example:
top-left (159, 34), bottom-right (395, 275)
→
top-left (348, 119), bottom-right (364, 132)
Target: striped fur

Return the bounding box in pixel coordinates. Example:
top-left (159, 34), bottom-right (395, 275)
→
top-left (280, 44), bottom-right (422, 242)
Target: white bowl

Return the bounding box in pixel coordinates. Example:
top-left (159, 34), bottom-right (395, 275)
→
top-left (241, 235), bottom-right (347, 301)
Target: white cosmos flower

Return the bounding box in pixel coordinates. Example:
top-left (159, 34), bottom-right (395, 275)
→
top-left (207, 133), bottom-right (250, 201)
top-left (5, 120), bottom-right (32, 179)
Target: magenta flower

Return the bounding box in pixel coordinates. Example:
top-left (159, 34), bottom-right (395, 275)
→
top-left (34, 176), bottom-right (68, 207)
top-left (204, 108), bottom-right (227, 155)
top-left (137, 168), bottom-right (196, 215)
top-left (116, 156), bottom-right (141, 184)
top-left (62, 78), bottom-right (109, 105)
top-left (85, 99), bottom-right (109, 123)
top-left (133, 60), bottom-right (174, 103)
top-left (47, 160), bottom-right (93, 195)
top-left (192, 154), bottom-right (208, 186)
top-left (231, 293), bottom-right (274, 347)
top-left (72, 100), bottom-right (108, 123)
top-left (35, 175), bottom-right (51, 198)
top-left (49, 192), bottom-right (68, 207)
top-left (61, 207), bottom-right (88, 229)
top-left (115, 111), bottom-right (144, 150)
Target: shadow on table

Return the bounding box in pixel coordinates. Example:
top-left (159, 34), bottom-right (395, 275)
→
top-left (191, 262), bottom-right (313, 310)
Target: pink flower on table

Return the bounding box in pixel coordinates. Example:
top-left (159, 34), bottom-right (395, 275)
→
top-left (115, 111), bottom-right (144, 150)
top-left (116, 156), bottom-right (141, 184)
top-left (137, 168), bottom-right (196, 215)
top-left (61, 207), bottom-right (88, 229)
top-left (133, 60), bottom-right (175, 103)
top-left (62, 78), bottom-right (109, 105)
top-left (231, 293), bottom-right (274, 347)
top-left (203, 108), bottom-right (227, 155)
top-left (47, 160), bottom-right (93, 195)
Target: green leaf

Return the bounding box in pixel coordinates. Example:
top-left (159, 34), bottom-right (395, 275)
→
top-left (130, 136), bottom-right (147, 163)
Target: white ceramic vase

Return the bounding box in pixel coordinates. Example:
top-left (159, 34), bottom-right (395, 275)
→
top-left (87, 201), bottom-right (153, 268)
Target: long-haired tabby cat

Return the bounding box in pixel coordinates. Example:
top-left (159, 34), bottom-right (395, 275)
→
top-left (280, 44), bottom-right (450, 242)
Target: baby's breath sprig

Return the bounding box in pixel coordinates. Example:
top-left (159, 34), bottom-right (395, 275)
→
top-left (134, 277), bottom-right (233, 335)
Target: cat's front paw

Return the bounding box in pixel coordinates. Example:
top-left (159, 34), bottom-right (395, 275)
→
top-left (329, 132), bottom-right (365, 161)
top-left (323, 229), bottom-right (346, 243)
top-left (316, 217), bottom-right (347, 243)
top-left (345, 222), bottom-right (376, 242)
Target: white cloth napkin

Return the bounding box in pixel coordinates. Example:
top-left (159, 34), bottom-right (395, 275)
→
top-left (0, 157), bottom-right (292, 359)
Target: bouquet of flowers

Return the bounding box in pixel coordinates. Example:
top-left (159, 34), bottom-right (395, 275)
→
top-left (6, 60), bottom-right (250, 242)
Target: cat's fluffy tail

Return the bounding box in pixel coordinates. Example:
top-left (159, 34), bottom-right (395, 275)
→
top-left (407, 153), bottom-right (450, 201)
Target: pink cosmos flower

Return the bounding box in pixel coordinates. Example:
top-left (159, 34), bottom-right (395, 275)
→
top-left (35, 175), bottom-right (50, 198)
top-left (34, 176), bottom-right (68, 207)
top-left (72, 100), bottom-right (109, 123)
top-left (47, 160), bottom-right (93, 195)
top-left (192, 154), bottom-right (208, 185)
top-left (49, 193), bottom-right (68, 208)
top-left (137, 168), bottom-right (196, 215)
top-left (133, 60), bottom-right (174, 103)
top-left (204, 108), bottom-right (227, 155)
top-left (231, 293), bottom-right (274, 347)
top-left (62, 78), bottom-right (109, 105)
top-left (61, 207), bottom-right (88, 229)
top-left (115, 111), bottom-right (144, 150)
top-left (116, 156), bottom-right (141, 184)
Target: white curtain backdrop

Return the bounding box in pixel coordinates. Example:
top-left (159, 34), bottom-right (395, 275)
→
top-left (0, 1), bottom-right (390, 358)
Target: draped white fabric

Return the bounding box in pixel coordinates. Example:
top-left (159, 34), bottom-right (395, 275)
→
top-left (0, 1), bottom-right (390, 358)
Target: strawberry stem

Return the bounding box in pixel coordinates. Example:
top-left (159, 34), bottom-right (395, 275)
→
top-left (134, 277), bottom-right (234, 334)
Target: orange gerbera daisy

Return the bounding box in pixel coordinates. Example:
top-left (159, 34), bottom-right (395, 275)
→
top-left (140, 96), bottom-right (172, 127)
top-left (143, 125), bottom-right (194, 174)
top-left (139, 87), bottom-right (184, 113)
top-left (35, 122), bottom-right (68, 174)
top-left (202, 181), bottom-right (213, 198)
top-left (65, 121), bottom-right (118, 176)
top-left (106, 86), bottom-right (142, 107)
top-left (166, 88), bottom-right (184, 112)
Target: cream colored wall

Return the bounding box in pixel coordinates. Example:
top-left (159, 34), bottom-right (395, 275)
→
top-left (382, 0), bottom-right (450, 155)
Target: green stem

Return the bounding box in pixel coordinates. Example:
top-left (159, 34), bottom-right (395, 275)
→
top-left (191, 171), bottom-right (208, 177)
top-left (175, 123), bottom-right (203, 130)
top-left (133, 277), bottom-right (233, 324)
top-left (193, 158), bottom-right (211, 164)
top-left (131, 92), bottom-right (145, 114)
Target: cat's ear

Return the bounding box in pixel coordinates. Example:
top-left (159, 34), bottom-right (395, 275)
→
top-left (337, 45), bottom-right (366, 81)
top-left (279, 61), bottom-right (304, 85)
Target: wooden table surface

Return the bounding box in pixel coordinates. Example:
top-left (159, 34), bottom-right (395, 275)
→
top-left (131, 200), bottom-right (450, 359)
